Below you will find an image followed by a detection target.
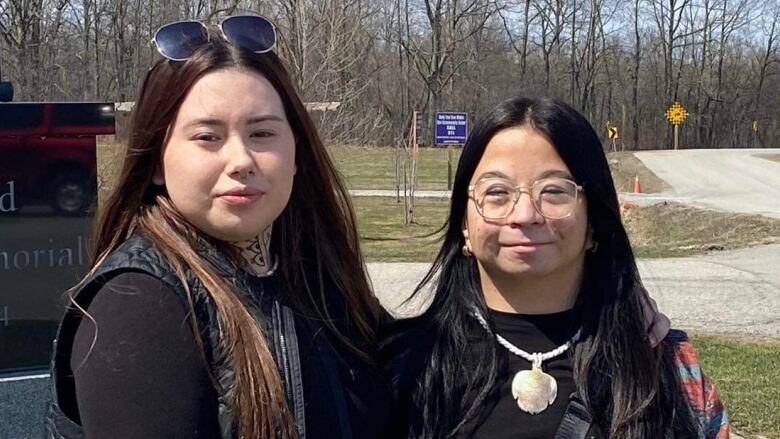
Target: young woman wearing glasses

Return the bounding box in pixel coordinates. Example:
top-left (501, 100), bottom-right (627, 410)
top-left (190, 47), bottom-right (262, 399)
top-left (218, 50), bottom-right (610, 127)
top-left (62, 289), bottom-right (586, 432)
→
top-left (46, 16), bottom-right (388, 439)
top-left (383, 97), bottom-right (729, 438)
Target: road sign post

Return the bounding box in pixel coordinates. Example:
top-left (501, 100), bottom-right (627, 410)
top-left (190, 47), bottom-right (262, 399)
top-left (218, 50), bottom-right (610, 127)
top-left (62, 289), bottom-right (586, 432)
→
top-left (416, 112), bottom-right (425, 146)
top-left (435, 112), bottom-right (468, 190)
top-left (447, 146), bottom-right (453, 190)
top-left (752, 120), bottom-right (759, 148)
top-left (606, 121), bottom-right (619, 152)
top-left (395, 140), bottom-right (401, 203)
top-left (408, 111), bottom-right (421, 223)
top-left (665, 102), bottom-right (689, 150)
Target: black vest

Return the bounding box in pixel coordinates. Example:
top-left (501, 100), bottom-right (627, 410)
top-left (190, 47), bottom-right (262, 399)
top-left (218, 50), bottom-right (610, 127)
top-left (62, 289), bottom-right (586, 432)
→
top-left (44, 234), bottom-right (354, 439)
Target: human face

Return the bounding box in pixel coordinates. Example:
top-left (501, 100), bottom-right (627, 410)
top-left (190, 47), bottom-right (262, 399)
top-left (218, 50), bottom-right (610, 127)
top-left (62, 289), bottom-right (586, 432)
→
top-left (154, 68), bottom-right (296, 242)
top-left (463, 126), bottom-right (589, 282)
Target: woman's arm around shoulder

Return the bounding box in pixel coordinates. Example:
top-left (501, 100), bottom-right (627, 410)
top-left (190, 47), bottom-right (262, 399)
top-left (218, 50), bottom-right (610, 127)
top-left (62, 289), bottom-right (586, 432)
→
top-left (666, 329), bottom-right (730, 439)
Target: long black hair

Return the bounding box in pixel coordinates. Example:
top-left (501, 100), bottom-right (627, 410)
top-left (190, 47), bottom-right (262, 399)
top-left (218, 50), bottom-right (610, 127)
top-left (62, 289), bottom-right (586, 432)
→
top-left (393, 97), bottom-right (697, 438)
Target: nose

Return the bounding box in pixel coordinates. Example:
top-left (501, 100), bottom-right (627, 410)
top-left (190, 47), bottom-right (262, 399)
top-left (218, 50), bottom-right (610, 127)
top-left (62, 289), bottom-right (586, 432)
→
top-left (223, 135), bottom-right (256, 179)
top-left (505, 190), bottom-right (544, 226)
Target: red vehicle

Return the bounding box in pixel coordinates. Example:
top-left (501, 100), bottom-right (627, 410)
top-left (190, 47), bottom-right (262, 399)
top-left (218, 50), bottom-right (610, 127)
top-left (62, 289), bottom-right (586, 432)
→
top-left (0, 102), bottom-right (115, 214)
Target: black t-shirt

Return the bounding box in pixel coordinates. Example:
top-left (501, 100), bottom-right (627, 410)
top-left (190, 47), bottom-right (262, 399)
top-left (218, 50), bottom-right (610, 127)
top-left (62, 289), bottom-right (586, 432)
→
top-left (459, 308), bottom-right (581, 439)
top-left (71, 271), bottom-right (389, 438)
top-left (385, 307), bottom-right (583, 438)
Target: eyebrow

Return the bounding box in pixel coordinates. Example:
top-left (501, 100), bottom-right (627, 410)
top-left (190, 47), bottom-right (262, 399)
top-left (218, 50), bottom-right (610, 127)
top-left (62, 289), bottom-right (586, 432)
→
top-left (537, 169), bottom-right (575, 180)
top-left (246, 114), bottom-right (286, 124)
top-left (183, 114), bottom-right (286, 129)
top-left (476, 170), bottom-right (511, 180)
top-left (475, 169), bottom-right (575, 181)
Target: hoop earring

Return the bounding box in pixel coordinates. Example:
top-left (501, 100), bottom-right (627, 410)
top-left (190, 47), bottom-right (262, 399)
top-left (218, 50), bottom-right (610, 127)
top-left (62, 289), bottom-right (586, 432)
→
top-left (462, 245), bottom-right (473, 257)
top-left (588, 240), bottom-right (599, 253)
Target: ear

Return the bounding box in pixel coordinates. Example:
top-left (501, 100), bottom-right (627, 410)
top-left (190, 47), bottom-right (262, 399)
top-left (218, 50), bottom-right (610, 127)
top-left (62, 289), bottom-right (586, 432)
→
top-left (585, 226), bottom-right (596, 251)
top-left (462, 219), bottom-right (471, 249)
top-left (292, 137), bottom-right (300, 176)
top-left (153, 125), bottom-right (173, 186)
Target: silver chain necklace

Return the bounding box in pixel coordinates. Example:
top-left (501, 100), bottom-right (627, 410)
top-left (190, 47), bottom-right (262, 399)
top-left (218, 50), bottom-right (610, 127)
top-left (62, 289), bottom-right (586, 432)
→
top-left (473, 310), bottom-right (580, 415)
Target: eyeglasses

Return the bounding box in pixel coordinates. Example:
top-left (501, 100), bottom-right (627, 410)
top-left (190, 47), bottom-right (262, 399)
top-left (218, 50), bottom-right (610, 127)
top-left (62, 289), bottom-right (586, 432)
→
top-left (468, 177), bottom-right (583, 221)
top-left (152, 15), bottom-right (276, 62)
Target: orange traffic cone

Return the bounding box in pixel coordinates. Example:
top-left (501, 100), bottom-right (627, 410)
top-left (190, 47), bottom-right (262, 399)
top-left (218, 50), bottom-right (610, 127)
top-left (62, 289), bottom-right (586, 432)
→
top-left (632, 175), bottom-right (642, 193)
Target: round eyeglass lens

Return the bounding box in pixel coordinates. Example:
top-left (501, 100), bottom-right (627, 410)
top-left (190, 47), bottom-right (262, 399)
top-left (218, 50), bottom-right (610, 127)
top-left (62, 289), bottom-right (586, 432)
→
top-left (221, 16), bottom-right (276, 53)
top-left (474, 179), bottom-right (516, 219)
top-left (533, 178), bottom-right (578, 218)
top-left (154, 21), bottom-right (208, 61)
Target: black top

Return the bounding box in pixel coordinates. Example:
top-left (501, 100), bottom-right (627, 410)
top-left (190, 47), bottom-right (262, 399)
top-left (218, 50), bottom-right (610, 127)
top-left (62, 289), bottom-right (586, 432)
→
top-left (385, 307), bottom-right (582, 439)
top-left (459, 308), bottom-right (580, 439)
top-left (71, 271), bottom-right (389, 438)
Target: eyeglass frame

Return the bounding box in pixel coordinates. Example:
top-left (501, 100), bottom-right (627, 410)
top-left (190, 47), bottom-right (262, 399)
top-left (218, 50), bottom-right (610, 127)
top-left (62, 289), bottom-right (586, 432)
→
top-left (467, 176), bottom-right (584, 221)
top-left (150, 15), bottom-right (277, 62)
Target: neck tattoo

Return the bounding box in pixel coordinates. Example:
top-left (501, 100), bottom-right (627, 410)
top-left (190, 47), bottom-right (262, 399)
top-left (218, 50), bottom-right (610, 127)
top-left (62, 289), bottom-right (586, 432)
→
top-left (473, 309), bottom-right (581, 415)
top-left (232, 225), bottom-right (277, 277)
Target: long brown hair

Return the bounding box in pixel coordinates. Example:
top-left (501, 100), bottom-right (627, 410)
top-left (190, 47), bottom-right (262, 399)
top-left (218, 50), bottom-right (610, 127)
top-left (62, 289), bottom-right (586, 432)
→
top-left (84, 32), bottom-right (382, 438)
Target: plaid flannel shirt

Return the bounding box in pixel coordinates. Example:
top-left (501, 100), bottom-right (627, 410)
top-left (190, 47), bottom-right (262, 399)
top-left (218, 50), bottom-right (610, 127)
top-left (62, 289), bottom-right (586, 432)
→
top-left (668, 330), bottom-right (730, 439)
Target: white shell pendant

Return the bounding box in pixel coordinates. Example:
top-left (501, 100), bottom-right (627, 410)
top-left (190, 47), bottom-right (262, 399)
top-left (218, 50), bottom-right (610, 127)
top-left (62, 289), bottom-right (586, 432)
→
top-left (511, 364), bottom-right (558, 414)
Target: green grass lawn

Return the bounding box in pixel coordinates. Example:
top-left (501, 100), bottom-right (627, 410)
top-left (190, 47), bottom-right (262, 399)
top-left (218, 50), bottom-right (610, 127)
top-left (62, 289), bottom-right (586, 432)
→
top-left (355, 197), bottom-right (448, 262)
top-left (692, 334), bottom-right (780, 438)
top-left (328, 145), bottom-right (460, 190)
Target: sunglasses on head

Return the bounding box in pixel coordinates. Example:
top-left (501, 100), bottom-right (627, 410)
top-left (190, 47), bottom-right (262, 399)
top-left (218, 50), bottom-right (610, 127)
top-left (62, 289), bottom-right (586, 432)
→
top-left (152, 15), bottom-right (276, 61)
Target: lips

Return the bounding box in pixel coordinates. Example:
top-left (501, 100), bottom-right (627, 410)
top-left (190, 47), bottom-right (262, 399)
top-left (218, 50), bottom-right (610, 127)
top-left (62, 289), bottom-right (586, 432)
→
top-left (217, 187), bottom-right (264, 206)
top-left (502, 241), bottom-right (551, 247)
top-left (502, 241), bottom-right (552, 254)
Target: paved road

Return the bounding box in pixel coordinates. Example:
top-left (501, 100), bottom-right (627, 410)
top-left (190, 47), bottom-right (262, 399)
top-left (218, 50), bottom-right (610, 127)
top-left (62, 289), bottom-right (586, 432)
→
top-left (634, 148), bottom-right (780, 218)
top-left (368, 243), bottom-right (780, 338)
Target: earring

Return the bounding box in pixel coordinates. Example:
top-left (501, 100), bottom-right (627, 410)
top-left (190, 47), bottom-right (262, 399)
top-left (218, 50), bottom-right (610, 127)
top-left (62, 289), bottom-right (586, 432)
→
top-left (462, 244), bottom-right (473, 257)
top-left (588, 240), bottom-right (599, 253)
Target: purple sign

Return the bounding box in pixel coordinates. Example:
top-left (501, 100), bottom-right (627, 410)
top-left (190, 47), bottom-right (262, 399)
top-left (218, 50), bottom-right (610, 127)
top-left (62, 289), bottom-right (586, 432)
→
top-left (435, 112), bottom-right (468, 145)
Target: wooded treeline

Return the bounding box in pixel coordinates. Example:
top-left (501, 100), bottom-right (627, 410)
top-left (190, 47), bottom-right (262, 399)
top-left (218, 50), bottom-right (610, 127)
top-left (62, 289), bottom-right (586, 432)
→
top-left (1, 0), bottom-right (778, 149)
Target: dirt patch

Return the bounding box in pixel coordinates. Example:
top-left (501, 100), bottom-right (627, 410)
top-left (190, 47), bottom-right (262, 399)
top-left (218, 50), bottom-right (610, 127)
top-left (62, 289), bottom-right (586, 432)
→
top-left (757, 153), bottom-right (780, 164)
top-left (622, 202), bottom-right (780, 258)
top-left (607, 151), bottom-right (669, 194)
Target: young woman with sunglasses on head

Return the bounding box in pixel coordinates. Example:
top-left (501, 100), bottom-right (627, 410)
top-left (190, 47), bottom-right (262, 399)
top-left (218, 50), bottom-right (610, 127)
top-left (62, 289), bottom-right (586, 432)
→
top-left (384, 97), bottom-right (729, 439)
top-left (46, 16), bottom-right (388, 439)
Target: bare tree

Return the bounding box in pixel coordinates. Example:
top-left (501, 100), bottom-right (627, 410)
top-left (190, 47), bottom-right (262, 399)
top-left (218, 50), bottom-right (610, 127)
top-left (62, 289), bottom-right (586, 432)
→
top-left (0, 0), bottom-right (777, 147)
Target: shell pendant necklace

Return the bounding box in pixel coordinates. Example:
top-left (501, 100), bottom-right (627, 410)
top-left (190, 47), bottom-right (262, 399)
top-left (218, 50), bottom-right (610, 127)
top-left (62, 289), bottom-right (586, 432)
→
top-left (473, 310), bottom-right (580, 415)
